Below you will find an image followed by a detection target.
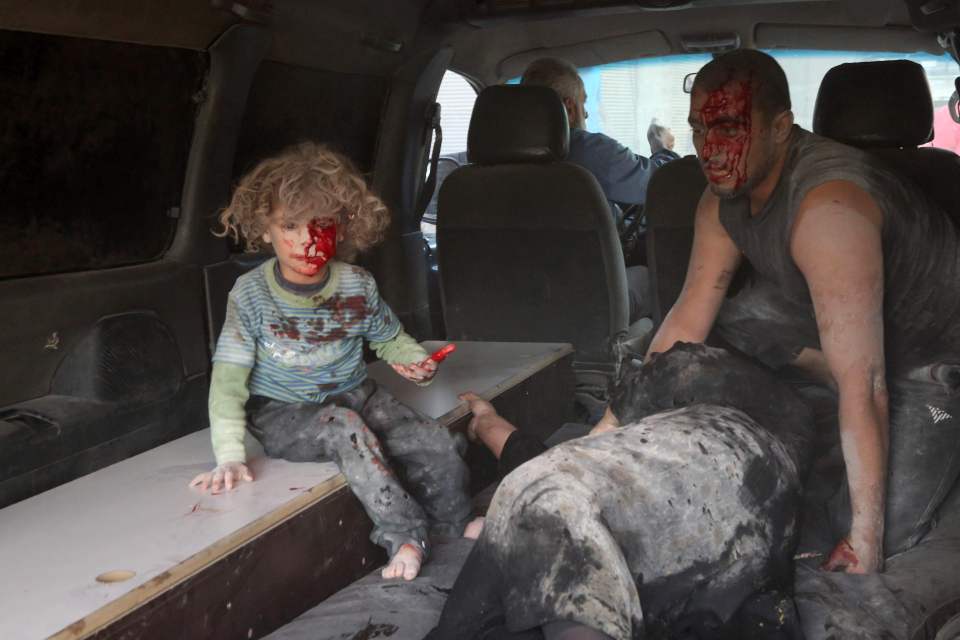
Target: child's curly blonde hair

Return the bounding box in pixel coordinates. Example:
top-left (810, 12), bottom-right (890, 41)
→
top-left (217, 142), bottom-right (390, 260)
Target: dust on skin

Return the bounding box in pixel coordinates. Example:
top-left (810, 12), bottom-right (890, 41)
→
top-left (790, 185), bottom-right (888, 571)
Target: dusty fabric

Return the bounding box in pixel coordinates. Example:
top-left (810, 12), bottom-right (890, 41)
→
top-left (247, 379), bottom-right (471, 556)
top-left (429, 344), bottom-right (815, 640)
top-left (716, 275), bottom-right (960, 555)
top-left (827, 371), bottom-right (960, 555)
top-left (794, 483), bottom-right (960, 640)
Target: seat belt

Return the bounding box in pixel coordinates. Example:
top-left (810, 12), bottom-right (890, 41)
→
top-left (414, 102), bottom-right (443, 225)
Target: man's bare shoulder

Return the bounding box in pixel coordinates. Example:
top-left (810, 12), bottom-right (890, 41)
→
top-left (795, 179), bottom-right (884, 231)
top-left (791, 179), bottom-right (884, 267)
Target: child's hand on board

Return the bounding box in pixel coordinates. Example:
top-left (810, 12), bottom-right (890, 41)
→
top-left (391, 359), bottom-right (438, 383)
top-left (189, 462), bottom-right (254, 492)
top-left (390, 343), bottom-right (456, 384)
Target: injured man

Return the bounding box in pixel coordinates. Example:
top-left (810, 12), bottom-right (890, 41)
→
top-left (427, 343), bottom-right (816, 640)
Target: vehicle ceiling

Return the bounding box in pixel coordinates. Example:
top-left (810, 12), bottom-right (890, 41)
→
top-left (1, 0), bottom-right (944, 84)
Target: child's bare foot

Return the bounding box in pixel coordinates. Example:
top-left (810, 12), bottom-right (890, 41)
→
top-left (382, 543), bottom-right (423, 581)
top-left (463, 516), bottom-right (485, 539)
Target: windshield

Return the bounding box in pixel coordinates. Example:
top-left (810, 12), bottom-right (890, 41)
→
top-left (531, 49), bottom-right (959, 158)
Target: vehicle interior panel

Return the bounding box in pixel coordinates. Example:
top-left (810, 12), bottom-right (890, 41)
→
top-left (367, 47), bottom-right (453, 337)
top-left (232, 61), bottom-right (388, 178)
top-left (0, 263), bottom-right (209, 508)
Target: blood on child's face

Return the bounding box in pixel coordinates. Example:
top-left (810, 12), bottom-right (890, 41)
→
top-left (262, 210), bottom-right (338, 285)
top-left (689, 78), bottom-right (763, 198)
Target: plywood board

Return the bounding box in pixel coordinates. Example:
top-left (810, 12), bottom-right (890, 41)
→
top-left (0, 341), bottom-right (571, 639)
top-left (369, 340), bottom-right (572, 425)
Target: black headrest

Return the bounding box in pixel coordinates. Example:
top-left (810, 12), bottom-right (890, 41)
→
top-left (813, 60), bottom-right (933, 148)
top-left (467, 85), bottom-right (570, 165)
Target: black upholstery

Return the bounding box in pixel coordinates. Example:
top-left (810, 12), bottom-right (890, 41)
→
top-left (467, 85), bottom-right (569, 165)
top-left (814, 59), bottom-right (960, 226)
top-left (437, 85), bottom-right (629, 371)
top-left (813, 60), bottom-right (934, 148)
top-left (644, 156), bottom-right (706, 324)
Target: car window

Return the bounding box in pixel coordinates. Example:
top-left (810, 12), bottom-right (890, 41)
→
top-left (536, 49), bottom-right (959, 159)
top-left (436, 70), bottom-right (477, 158)
top-left (0, 30), bottom-right (204, 280)
top-left (422, 70), bottom-right (477, 229)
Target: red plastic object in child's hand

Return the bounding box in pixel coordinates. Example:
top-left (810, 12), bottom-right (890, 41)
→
top-left (428, 343), bottom-right (456, 363)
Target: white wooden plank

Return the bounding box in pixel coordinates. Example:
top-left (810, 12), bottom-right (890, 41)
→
top-left (0, 431), bottom-right (342, 640)
top-left (0, 341), bottom-right (571, 640)
top-left (368, 341), bottom-right (573, 425)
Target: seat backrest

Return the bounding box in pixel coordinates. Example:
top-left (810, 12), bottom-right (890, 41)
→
top-left (436, 85), bottom-right (629, 366)
top-left (643, 155), bottom-right (706, 324)
top-left (814, 59), bottom-right (960, 225)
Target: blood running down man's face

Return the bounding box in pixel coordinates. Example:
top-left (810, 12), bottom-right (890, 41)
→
top-left (689, 76), bottom-right (780, 199)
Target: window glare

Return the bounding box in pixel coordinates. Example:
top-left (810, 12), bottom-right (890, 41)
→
top-left (511, 50), bottom-right (958, 159)
top-left (436, 71), bottom-right (477, 157)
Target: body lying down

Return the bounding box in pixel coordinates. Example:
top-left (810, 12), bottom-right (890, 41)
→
top-left (429, 343), bottom-right (816, 640)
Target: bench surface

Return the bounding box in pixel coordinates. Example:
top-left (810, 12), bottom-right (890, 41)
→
top-left (0, 341), bottom-right (571, 640)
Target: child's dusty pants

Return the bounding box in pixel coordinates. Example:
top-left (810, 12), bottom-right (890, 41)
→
top-left (246, 379), bottom-right (472, 557)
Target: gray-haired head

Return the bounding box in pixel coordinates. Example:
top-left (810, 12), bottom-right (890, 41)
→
top-left (647, 118), bottom-right (675, 153)
top-left (521, 57), bottom-right (588, 128)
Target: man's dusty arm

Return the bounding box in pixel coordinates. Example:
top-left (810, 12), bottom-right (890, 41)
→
top-left (791, 180), bottom-right (888, 574)
top-left (645, 188), bottom-right (742, 359)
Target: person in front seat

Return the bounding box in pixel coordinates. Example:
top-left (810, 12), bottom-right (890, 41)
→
top-left (521, 57), bottom-right (654, 321)
top-left (521, 57), bottom-right (655, 211)
top-left (647, 118), bottom-right (681, 167)
top-left (188, 142), bottom-right (472, 581)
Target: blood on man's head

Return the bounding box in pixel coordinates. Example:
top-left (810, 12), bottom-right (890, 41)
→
top-left (689, 50), bottom-right (795, 197)
top-left (692, 49), bottom-right (792, 122)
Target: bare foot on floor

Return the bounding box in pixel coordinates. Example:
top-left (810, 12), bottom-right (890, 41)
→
top-left (463, 516), bottom-right (485, 539)
top-left (382, 543), bottom-right (423, 581)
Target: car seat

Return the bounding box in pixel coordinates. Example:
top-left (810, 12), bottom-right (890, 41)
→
top-left (436, 85), bottom-right (647, 409)
top-left (814, 59), bottom-right (960, 227)
top-left (643, 155), bottom-right (707, 324)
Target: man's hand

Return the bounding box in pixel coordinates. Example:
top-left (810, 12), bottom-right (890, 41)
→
top-left (189, 462), bottom-right (254, 493)
top-left (459, 392), bottom-right (498, 441)
top-left (391, 358), bottom-right (438, 383)
top-left (822, 535), bottom-right (883, 574)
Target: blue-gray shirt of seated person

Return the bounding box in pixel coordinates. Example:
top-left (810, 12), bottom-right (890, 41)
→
top-left (567, 127), bottom-right (655, 211)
